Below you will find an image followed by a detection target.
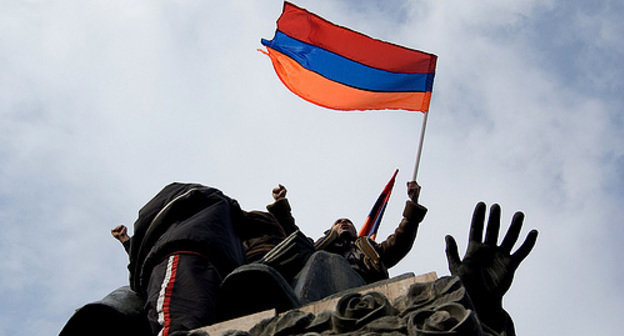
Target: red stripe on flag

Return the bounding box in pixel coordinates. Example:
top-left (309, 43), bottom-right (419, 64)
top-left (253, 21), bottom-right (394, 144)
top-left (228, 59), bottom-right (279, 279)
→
top-left (277, 2), bottom-right (437, 74)
top-left (358, 169), bottom-right (399, 240)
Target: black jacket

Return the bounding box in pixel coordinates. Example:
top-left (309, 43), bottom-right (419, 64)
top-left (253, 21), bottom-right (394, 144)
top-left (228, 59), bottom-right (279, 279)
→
top-left (127, 183), bottom-right (246, 295)
top-left (268, 198), bottom-right (427, 283)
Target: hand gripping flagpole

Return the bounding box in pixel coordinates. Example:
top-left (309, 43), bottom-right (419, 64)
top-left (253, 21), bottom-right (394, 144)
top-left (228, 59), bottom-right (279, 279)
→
top-left (411, 111), bottom-right (429, 182)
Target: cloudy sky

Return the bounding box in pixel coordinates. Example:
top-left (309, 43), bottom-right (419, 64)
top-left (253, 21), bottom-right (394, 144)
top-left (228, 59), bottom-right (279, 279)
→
top-left (1, 0), bottom-right (623, 335)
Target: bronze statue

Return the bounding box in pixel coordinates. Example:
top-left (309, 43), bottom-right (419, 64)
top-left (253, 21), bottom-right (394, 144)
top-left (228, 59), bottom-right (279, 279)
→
top-left (236, 202), bottom-right (538, 336)
top-left (444, 202), bottom-right (538, 335)
top-left (60, 181), bottom-right (538, 336)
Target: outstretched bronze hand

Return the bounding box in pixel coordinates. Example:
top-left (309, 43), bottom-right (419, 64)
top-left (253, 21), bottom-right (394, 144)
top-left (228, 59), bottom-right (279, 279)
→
top-left (445, 202), bottom-right (538, 334)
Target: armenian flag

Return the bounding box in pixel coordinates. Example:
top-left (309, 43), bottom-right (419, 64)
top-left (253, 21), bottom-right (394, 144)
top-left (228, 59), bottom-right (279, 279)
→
top-left (260, 2), bottom-right (437, 112)
top-left (358, 169), bottom-right (399, 240)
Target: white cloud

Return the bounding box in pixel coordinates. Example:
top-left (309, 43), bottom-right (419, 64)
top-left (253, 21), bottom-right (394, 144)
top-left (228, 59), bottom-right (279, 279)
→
top-left (1, 1), bottom-right (623, 335)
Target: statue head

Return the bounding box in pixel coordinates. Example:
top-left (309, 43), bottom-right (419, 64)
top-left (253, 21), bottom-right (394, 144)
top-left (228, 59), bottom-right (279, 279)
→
top-left (332, 218), bottom-right (357, 240)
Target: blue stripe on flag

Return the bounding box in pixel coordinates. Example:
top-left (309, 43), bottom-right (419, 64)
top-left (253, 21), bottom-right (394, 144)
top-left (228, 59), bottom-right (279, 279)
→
top-left (262, 31), bottom-right (434, 92)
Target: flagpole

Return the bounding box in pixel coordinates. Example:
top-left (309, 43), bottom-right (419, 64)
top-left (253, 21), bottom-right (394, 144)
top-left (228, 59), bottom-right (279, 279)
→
top-left (411, 111), bottom-right (429, 182)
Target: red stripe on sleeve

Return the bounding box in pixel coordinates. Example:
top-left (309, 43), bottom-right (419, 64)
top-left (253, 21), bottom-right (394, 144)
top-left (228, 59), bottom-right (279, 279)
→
top-left (161, 255), bottom-right (180, 336)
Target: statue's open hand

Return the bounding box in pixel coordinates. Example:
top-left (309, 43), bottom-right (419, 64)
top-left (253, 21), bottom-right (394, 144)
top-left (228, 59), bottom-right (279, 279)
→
top-left (445, 202), bottom-right (538, 326)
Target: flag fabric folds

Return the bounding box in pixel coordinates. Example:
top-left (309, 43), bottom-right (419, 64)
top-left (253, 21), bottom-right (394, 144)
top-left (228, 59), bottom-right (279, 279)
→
top-left (260, 2), bottom-right (437, 112)
top-left (358, 169), bottom-right (399, 241)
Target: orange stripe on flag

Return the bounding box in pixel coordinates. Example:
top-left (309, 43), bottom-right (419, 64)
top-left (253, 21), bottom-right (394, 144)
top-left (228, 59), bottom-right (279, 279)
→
top-left (265, 48), bottom-right (432, 112)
